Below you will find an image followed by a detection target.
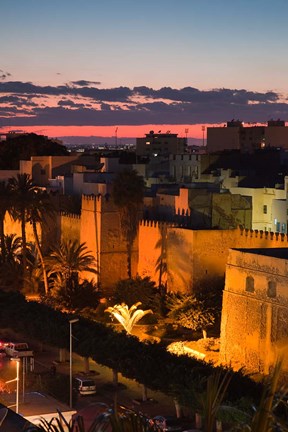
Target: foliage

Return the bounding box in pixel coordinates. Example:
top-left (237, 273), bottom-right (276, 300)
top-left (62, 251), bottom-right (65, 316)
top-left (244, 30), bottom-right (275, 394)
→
top-left (0, 234), bottom-right (24, 289)
top-left (44, 278), bottom-right (101, 312)
top-left (105, 302), bottom-right (153, 334)
top-left (194, 275), bottom-right (225, 325)
top-left (0, 180), bottom-right (12, 262)
top-left (112, 276), bottom-right (162, 314)
top-left (27, 188), bottom-right (57, 294)
top-left (112, 169), bottom-right (144, 278)
top-left (196, 370), bottom-right (232, 432)
top-left (0, 133), bottom-right (68, 170)
top-left (0, 290), bottom-right (263, 412)
top-left (8, 173), bottom-right (38, 286)
top-left (166, 293), bottom-right (215, 335)
top-left (0, 233), bottom-right (22, 265)
top-left (232, 359), bottom-right (288, 432)
top-left (155, 223), bottom-right (169, 289)
top-left (45, 240), bottom-right (97, 295)
top-left (28, 410), bottom-right (160, 432)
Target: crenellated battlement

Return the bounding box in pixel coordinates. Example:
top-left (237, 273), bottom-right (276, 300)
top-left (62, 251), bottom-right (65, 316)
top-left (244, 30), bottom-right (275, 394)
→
top-left (140, 219), bottom-right (178, 229)
top-left (82, 193), bottom-right (102, 202)
top-left (81, 193), bottom-right (114, 213)
top-left (238, 225), bottom-right (288, 242)
top-left (60, 212), bottom-right (81, 220)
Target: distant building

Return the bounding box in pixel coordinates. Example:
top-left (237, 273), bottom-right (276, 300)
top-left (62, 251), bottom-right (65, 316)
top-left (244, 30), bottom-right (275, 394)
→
top-left (143, 186), bottom-right (252, 230)
top-left (207, 120), bottom-right (288, 153)
top-left (229, 183), bottom-right (288, 233)
top-left (136, 131), bottom-right (187, 156)
top-left (169, 154), bottom-right (201, 182)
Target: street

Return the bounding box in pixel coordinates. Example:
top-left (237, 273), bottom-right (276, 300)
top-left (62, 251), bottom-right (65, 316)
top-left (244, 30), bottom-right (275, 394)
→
top-left (0, 339), bottom-right (194, 426)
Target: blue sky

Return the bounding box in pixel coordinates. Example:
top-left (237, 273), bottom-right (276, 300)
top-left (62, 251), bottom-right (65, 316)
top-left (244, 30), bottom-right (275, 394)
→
top-left (1, 0), bottom-right (288, 139)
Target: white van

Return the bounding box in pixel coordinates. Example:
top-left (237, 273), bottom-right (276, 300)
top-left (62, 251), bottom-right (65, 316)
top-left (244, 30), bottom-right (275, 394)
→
top-left (5, 342), bottom-right (33, 358)
top-left (74, 377), bottom-right (97, 395)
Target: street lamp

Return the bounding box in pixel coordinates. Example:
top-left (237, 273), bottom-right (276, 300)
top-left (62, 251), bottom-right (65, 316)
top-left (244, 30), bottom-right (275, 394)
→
top-left (69, 318), bottom-right (79, 409)
top-left (6, 358), bottom-right (20, 413)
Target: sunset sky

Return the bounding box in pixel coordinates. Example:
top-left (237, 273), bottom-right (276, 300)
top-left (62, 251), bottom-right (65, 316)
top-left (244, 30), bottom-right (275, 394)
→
top-left (1, 0), bottom-right (288, 143)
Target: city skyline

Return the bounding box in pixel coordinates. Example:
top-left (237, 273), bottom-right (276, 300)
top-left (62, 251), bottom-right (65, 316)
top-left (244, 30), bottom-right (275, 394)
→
top-left (1, 0), bottom-right (288, 142)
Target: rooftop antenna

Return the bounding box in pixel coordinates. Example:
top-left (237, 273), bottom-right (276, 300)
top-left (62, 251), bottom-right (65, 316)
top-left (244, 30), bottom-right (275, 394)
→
top-left (201, 125), bottom-right (206, 147)
top-left (185, 128), bottom-right (189, 144)
top-left (115, 127), bottom-right (118, 147)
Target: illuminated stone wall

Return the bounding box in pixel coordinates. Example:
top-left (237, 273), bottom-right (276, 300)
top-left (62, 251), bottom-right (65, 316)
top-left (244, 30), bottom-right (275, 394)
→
top-left (220, 248), bottom-right (288, 374)
top-left (80, 195), bottom-right (138, 290)
top-left (5, 191), bottom-right (288, 297)
top-left (60, 213), bottom-right (81, 243)
top-left (138, 224), bottom-right (288, 293)
top-left (4, 214), bottom-right (35, 242)
top-left (138, 221), bottom-right (195, 293)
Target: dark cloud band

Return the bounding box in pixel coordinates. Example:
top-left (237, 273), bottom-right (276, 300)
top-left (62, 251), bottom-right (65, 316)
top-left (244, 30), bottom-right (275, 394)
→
top-left (0, 80), bottom-right (286, 126)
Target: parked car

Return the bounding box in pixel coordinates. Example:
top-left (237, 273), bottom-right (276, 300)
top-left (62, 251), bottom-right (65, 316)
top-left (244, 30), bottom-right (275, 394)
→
top-left (0, 340), bottom-right (7, 358)
top-left (4, 342), bottom-right (33, 358)
top-left (74, 377), bottom-right (97, 395)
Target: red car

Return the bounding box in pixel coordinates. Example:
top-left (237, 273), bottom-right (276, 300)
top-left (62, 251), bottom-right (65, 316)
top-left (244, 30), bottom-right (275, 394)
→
top-left (0, 341), bottom-right (7, 358)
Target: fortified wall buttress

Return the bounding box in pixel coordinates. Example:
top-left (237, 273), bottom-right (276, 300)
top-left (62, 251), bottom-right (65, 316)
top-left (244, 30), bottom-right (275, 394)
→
top-left (80, 194), bottom-right (138, 290)
top-left (220, 248), bottom-right (288, 375)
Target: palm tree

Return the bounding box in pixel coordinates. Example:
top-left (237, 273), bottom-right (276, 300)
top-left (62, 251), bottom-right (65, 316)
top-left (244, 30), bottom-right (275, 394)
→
top-left (27, 189), bottom-right (56, 294)
top-left (8, 173), bottom-right (36, 283)
top-left (238, 359), bottom-right (288, 432)
top-left (155, 224), bottom-right (168, 290)
top-left (197, 371), bottom-right (231, 432)
top-left (166, 293), bottom-right (215, 339)
top-left (28, 411), bottom-right (159, 432)
top-left (46, 239), bottom-right (97, 295)
top-left (0, 181), bottom-right (12, 263)
top-left (0, 234), bottom-right (23, 289)
top-left (49, 277), bottom-right (101, 312)
top-left (1, 233), bottom-right (22, 265)
top-left (112, 169), bottom-right (144, 278)
top-left (105, 302), bottom-right (152, 335)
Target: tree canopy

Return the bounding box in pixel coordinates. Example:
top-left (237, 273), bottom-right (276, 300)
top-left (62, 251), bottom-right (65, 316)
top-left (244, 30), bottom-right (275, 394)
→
top-left (112, 276), bottom-right (162, 315)
top-left (0, 133), bottom-right (68, 169)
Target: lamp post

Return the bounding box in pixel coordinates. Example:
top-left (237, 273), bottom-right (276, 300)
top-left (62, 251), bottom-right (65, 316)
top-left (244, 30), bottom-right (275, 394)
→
top-left (69, 318), bottom-right (79, 409)
top-left (6, 358), bottom-right (20, 413)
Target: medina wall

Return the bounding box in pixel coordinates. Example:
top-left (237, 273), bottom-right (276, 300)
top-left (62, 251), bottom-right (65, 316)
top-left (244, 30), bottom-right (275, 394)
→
top-left (138, 224), bottom-right (288, 293)
top-left (80, 195), bottom-right (138, 290)
top-left (4, 213), bottom-right (35, 243)
top-left (138, 221), bottom-right (194, 293)
top-left (60, 213), bottom-right (81, 244)
top-left (220, 248), bottom-right (288, 375)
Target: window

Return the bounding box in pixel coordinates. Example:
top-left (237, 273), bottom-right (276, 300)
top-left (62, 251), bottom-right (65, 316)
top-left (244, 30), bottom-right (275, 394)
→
top-left (245, 276), bottom-right (254, 293)
top-left (263, 205), bottom-right (267, 214)
top-left (40, 169), bottom-right (46, 175)
top-left (267, 281), bottom-right (276, 298)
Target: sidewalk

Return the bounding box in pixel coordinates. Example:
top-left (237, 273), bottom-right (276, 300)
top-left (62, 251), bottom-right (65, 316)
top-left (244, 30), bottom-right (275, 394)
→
top-left (0, 391), bottom-right (76, 427)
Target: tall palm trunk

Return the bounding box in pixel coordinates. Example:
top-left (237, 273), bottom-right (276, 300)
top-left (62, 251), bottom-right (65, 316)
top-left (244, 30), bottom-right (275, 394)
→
top-left (32, 220), bottom-right (49, 295)
top-left (21, 213), bottom-right (28, 286)
top-left (127, 241), bottom-right (132, 279)
top-left (0, 216), bottom-right (6, 262)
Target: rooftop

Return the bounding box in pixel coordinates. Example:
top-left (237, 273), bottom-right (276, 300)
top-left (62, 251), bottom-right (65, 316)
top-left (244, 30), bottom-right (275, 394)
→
top-left (234, 247), bottom-right (288, 260)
